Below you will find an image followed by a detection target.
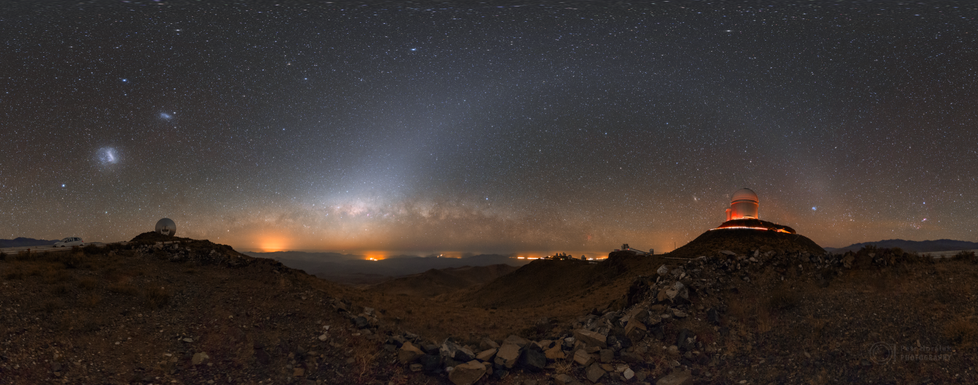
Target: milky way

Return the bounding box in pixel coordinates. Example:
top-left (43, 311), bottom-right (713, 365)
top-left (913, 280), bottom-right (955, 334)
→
top-left (2, 2), bottom-right (977, 255)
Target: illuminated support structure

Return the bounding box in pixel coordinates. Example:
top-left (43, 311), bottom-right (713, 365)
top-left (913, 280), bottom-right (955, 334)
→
top-left (715, 188), bottom-right (795, 234)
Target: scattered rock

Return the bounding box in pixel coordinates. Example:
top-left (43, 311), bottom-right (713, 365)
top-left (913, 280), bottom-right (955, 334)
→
top-left (599, 349), bottom-right (614, 363)
top-left (624, 367), bottom-right (635, 380)
top-left (519, 348), bottom-right (546, 372)
top-left (503, 334), bottom-right (529, 348)
top-left (573, 329), bottom-right (607, 348)
top-left (573, 349), bottom-right (594, 366)
top-left (476, 348), bottom-right (497, 362)
top-left (494, 342), bottom-right (521, 369)
top-left (656, 369), bottom-right (692, 385)
top-left (449, 360), bottom-right (486, 385)
top-left (191, 352), bottom-right (209, 365)
top-left (707, 307), bottom-right (720, 325)
top-left (657, 264), bottom-right (670, 277)
top-left (398, 341), bottom-right (424, 364)
top-left (586, 362), bottom-right (607, 383)
top-left (555, 373), bottom-right (577, 385)
top-left (625, 320), bottom-right (647, 343)
top-left (480, 338), bottom-right (500, 350)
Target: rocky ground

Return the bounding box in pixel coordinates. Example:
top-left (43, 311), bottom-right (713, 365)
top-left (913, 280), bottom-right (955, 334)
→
top-left (1, 231), bottom-right (977, 384)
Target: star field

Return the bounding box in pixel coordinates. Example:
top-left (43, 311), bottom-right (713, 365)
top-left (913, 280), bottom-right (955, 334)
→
top-left (2, 1), bottom-right (977, 255)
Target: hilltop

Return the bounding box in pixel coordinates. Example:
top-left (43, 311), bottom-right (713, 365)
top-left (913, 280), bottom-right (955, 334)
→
top-left (665, 229), bottom-right (824, 259)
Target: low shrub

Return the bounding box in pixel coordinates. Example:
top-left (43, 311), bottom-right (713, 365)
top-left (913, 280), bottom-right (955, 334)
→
top-left (60, 251), bottom-right (86, 269)
top-left (143, 285), bottom-right (172, 309)
top-left (952, 251), bottom-right (977, 263)
top-left (5, 270), bottom-right (25, 280)
top-left (768, 288), bottom-right (800, 311)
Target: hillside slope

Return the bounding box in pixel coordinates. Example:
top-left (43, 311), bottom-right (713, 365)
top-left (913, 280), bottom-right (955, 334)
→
top-left (830, 238), bottom-right (978, 253)
top-left (367, 264), bottom-right (518, 297)
top-left (0, 235), bottom-right (395, 384)
top-left (666, 228), bottom-right (825, 259)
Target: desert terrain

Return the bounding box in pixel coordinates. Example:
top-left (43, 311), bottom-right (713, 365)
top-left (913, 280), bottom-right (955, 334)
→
top-left (1, 230), bottom-right (976, 384)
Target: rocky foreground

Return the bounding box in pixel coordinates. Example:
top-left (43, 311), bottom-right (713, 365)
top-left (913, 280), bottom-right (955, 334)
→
top-left (373, 247), bottom-right (978, 384)
top-left (1, 232), bottom-right (977, 384)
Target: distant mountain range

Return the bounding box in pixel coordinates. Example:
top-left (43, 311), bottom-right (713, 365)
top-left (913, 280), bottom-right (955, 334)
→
top-left (827, 239), bottom-right (978, 254)
top-left (241, 251), bottom-right (530, 285)
top-left (0, 237), bottom-right (57, 248)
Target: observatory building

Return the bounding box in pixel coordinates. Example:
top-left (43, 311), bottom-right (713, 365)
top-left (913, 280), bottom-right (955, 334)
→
top-left (715, 188), bottom-right (795, 234)
top-left (155, 218), bottom-right (177, 236)
top-left (726, 188), bottom-right (759, 221)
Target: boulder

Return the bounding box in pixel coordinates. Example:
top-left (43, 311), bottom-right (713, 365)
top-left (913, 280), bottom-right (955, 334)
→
top-left (573, 329), bottom-right (607, 348)
top-left (519, 348), bottom-right (546, 372)
top-left (398, 341), bottom-right (424, 364)
top-left (419, 354), bottom-right (442, 373)
top-left (555, 373), bottom-right (577, 385)
top-left (449, 360), bottom-right (486, 385)
top-left (586, 362), bottom-right (607, 383)
top-left (622, 305), bottom-right (649, 325)
top-left (480, 338), bottom-right (500, 350)
top-left (656, 264), bottom-right (670, 277)
top-left (503, 335), bottom-right (529, 348)
top-left (476, 348), bottom-right (497, 362)
top-left (665, 281), bottom-right (687, 300)
top-left (624, 319), bottom-right (647, 343)
top-left (573, 349), bottom-right (594, 366)
top-left (599, 349), bottom-right (614, 363)
top-left (544, 344), bottom-right (566, 360)
top-left (441, 339), bottom-right (461, 359)
top-left (656, 369), bottom-right (692, 385)
top-left (455, 346), bottom-right (475, 362)
top-left (494, 342), bottom-right (521, 369)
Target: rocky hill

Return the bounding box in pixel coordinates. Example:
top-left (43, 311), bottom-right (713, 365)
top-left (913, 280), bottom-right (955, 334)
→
top-left (829, 238), bottom-right (978, 254)
top-left (665, 229), bottom-right (825, 259)
top-left (367, 264), bottom-right (519, 298)
top-left (2, 231), bottom-right (977, 385)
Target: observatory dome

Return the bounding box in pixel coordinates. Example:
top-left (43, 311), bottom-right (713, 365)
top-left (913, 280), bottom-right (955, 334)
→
top-left (155, 218), bottom-right (176, 237)
top-left (715, 188), bottom-right (795, 234)
top-left (726, 188), bottom-right (759, 221)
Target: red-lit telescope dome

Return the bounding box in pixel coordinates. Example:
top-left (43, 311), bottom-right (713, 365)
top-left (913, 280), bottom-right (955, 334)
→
top-left (726, 188), bottom-right (759, 221)
top-left (716, 188), bottom-right (796, 234)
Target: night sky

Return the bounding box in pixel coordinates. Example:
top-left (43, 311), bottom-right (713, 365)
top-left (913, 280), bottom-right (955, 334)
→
top-left (3, 1), bottom-right (977, 256)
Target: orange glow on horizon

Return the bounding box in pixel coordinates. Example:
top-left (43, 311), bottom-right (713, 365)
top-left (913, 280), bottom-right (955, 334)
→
top-left (256, 234), bottom-right (291, 252)
top-left (365, 253), bottom-right (386, 261)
